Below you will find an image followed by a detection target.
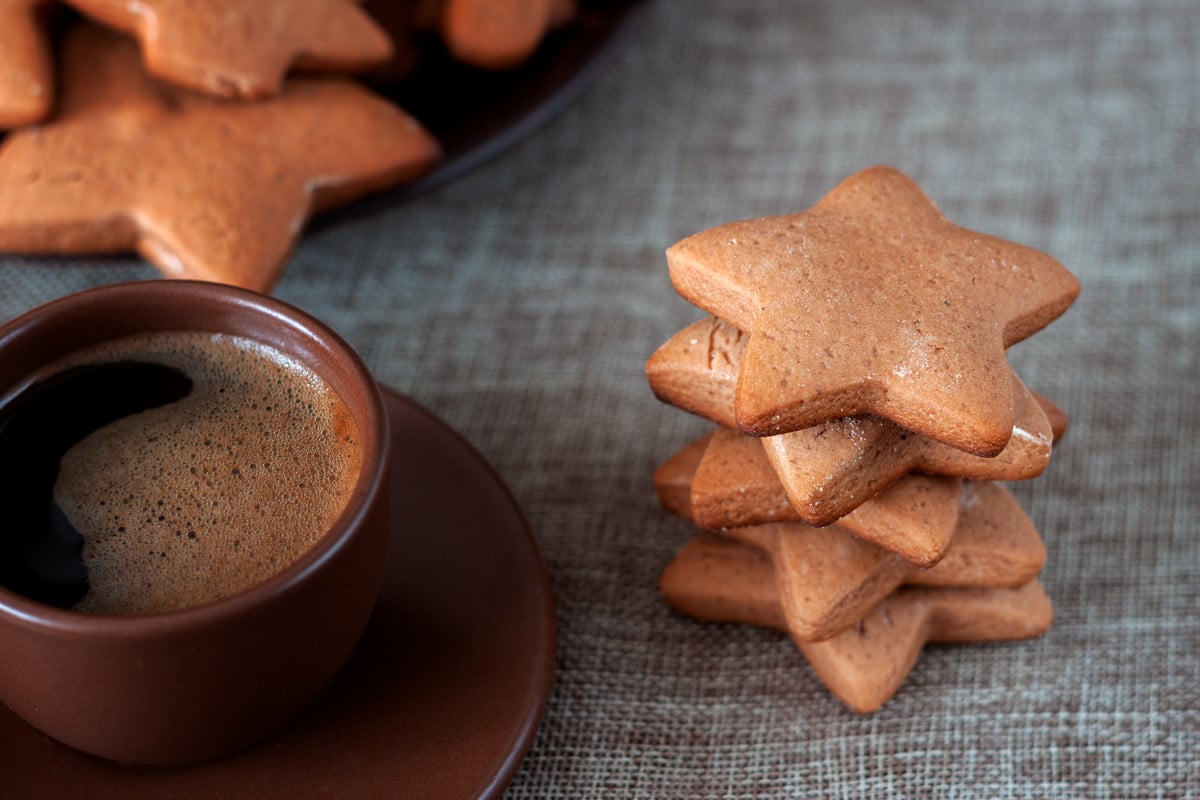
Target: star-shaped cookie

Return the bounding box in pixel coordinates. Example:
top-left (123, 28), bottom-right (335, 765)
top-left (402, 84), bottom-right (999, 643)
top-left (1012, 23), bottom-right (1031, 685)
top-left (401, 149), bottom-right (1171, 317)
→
top-left (0, 0), bottom-right (53, 128)
top-left (655, 430), bottom-right (964, 566)
top-left (64, 0), bottom-right (392, 98)
top-left (441, 0), bottom-right (577, 69)
top-left (665, 166), bottom-right (1080, 455)
top-left (648, 316), bottom-right (1064, 525)
top-left (0, 25), bottom-right (440, 292)
top-left (660, 532), bottom-right (1053, 712)
top-left (668, 480), bottom-right (1044, 640)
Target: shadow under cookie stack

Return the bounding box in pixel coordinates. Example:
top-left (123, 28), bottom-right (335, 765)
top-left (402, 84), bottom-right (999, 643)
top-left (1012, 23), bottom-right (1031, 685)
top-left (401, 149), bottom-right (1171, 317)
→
top-left (647, 166), bottom-right (1079, 713)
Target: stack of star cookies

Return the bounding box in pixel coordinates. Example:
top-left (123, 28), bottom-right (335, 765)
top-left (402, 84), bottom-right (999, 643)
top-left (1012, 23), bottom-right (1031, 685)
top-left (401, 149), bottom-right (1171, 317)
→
top-left (647, 166), bottom-right (1079, 712)
top-left (0, 2), bottom-right (441, 292)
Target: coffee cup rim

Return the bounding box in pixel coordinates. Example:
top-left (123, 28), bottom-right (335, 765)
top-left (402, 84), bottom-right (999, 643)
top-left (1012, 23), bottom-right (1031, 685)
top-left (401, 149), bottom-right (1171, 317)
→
top-left (0, 280), bottom-right (390, 636)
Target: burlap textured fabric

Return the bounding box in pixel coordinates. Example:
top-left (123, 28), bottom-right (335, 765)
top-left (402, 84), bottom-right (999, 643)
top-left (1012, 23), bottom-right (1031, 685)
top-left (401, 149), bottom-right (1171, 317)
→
top-left (1, 1), bottom-right (1196, 796)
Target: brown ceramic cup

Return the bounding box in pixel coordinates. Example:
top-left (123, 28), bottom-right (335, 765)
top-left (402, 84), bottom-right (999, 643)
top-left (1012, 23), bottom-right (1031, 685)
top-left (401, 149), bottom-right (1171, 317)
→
top-left (0, 281), bottom-right (390, 765)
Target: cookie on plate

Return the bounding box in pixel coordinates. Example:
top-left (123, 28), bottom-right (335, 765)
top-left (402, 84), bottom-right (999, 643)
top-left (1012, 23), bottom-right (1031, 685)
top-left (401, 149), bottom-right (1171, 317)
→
top-left (0, 0), bottom-right (54, 128)
top-left (441, 0), bottom-right (577, 69)
top-left (64, 0), bottom-right (393, 98)
top-left (0, 25), bottom-right (440, 292)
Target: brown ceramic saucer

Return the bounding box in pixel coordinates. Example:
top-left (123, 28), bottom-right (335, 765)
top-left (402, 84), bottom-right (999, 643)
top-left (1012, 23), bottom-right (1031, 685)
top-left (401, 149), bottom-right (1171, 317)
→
top-left (0, 388), bottom-right (557, 799)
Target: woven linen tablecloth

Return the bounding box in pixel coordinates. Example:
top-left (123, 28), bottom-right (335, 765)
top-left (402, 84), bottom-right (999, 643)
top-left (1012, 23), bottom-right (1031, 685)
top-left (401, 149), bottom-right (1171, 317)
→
top-left (2, 1), bottom-right (1197, 796)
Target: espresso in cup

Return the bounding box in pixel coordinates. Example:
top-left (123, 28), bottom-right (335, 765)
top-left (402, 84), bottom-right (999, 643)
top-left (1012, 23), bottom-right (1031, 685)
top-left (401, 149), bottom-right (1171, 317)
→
top-left (0, 330), bottom-right (362, 615)
top-left (0, 281), bottom-right (390, 765)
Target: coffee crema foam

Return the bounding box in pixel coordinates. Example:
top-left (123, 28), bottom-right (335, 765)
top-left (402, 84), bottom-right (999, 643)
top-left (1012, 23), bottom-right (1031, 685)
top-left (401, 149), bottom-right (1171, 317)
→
top-left (46, 331), bottom-right (363, 615)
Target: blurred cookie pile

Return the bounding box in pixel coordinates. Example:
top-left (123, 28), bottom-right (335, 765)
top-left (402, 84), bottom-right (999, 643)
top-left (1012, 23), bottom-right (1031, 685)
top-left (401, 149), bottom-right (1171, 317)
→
top-left (648, 166), bottom-right (1080, 712)
top-left (0, 0), bottom-right (575, 292)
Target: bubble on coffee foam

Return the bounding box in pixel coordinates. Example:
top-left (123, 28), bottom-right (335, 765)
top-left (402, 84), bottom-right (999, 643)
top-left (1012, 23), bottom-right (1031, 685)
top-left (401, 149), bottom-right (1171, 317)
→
top-left (50, 331), bottom-right (363, 615)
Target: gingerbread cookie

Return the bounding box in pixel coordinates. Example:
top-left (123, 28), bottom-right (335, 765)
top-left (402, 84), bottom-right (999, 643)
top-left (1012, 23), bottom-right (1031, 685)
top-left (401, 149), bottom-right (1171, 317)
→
top-left (660, 532), bottom-right (1053, 712)
top-left (653, 432), bottom-right (710, 521)
top-left (648, 316), bottom-right (1063, 525)
top-left (1032, 389), bottom-right (1069, 443)
top-left (656, 429), bottom-right (964, 567)
top-left (441, 0), bottom-right (576, 70)
top-left (0, 0), bottom-right (54, 129)
top-left (64, 0), bottom-right (392, 98)
top-left (0, 25), bottom-right (440, 292)
top-left (675, 481), bottom-right (1043, 641)
top-left (759, 377), bottom-right (1056, 525)
top-left (665, 166), bottom-right (1080, 455)
top-left (660, 532), bottom-right (786, 630)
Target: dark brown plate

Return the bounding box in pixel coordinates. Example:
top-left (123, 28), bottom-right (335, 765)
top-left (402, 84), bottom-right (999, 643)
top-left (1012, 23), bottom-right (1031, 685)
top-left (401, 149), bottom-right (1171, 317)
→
top-left (320, 0), bottom-right (647, 221)
top-left (0, 388), bottom-right (557, 799)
